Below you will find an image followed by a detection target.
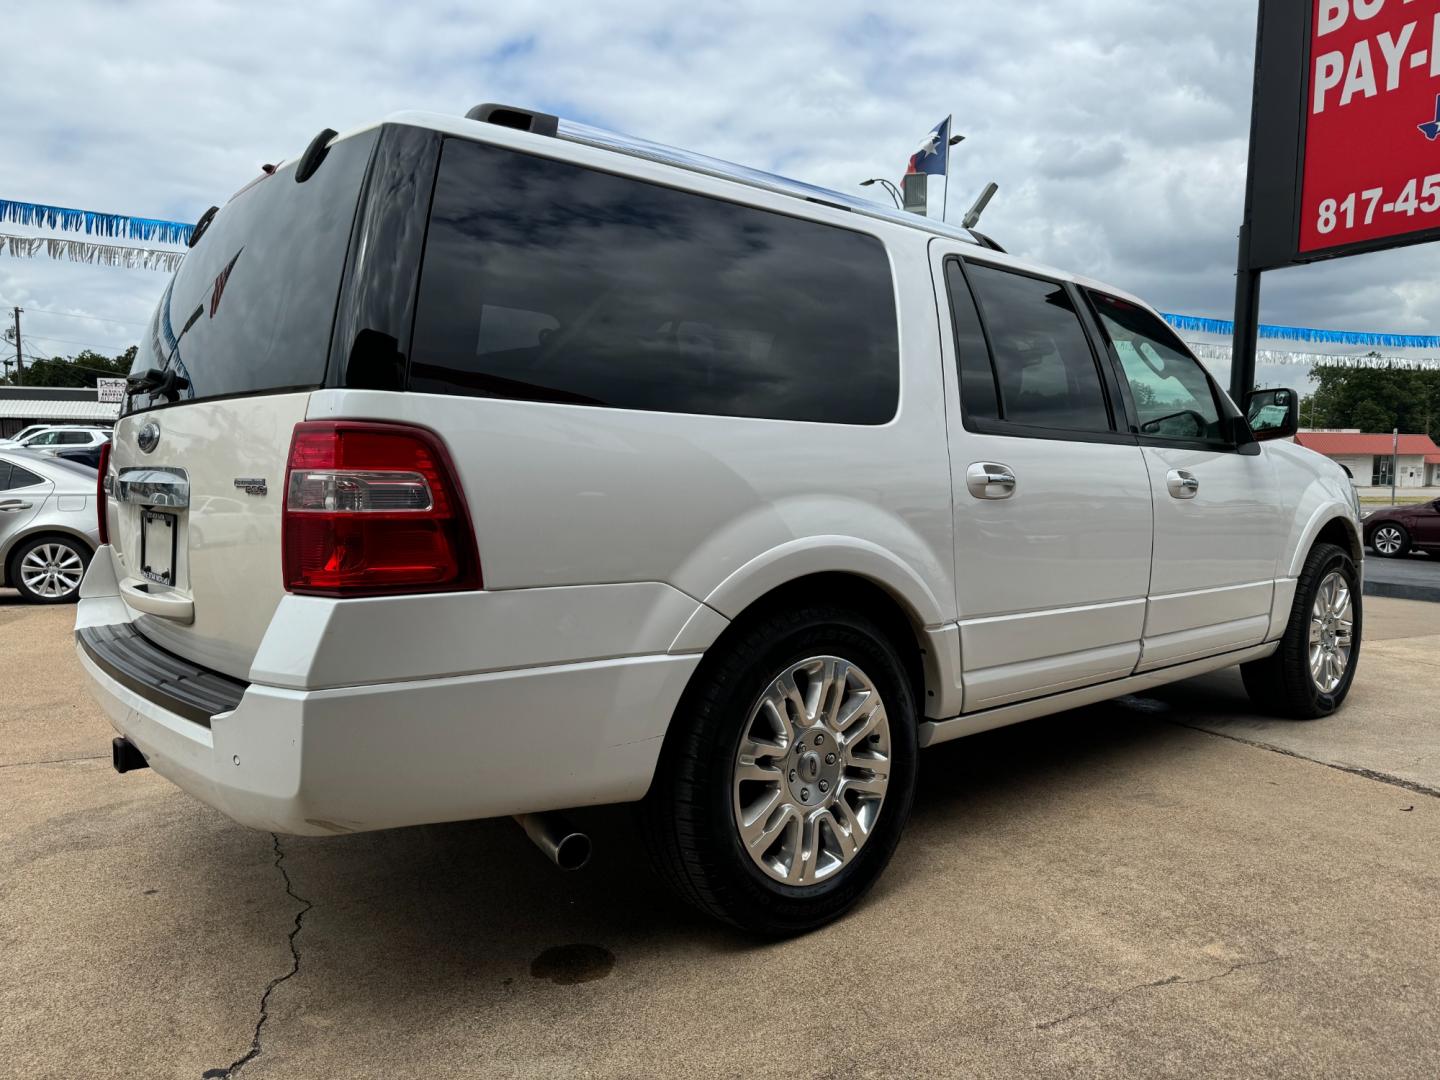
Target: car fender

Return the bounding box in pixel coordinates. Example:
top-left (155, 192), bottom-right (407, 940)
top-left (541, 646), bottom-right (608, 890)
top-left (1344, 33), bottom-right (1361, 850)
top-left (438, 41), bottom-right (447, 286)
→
top-left (696, 533), bottom-right (947, 630)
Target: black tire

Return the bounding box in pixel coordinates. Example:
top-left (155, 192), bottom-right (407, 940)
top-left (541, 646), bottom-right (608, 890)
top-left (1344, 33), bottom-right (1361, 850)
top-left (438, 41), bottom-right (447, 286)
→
top-left (1241, 542), bottom-right (1361, 719)
top-left (1367, 523), bottom-right (1410, 558)
top-left (641, 603), bottom-right (919, 936)
top-left (8, 534), bottom-right (92, 604)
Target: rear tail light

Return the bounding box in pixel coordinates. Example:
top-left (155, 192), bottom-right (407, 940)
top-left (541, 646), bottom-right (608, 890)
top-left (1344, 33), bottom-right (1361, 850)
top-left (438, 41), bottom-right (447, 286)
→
top-left (96, 440), bottom-right (111, 545)
top-left (282, 421), bottom-right (481, 596)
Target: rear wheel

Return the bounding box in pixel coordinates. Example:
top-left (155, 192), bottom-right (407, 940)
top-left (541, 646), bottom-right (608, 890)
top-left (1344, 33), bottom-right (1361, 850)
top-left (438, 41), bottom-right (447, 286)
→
top-left (10, 535), bottom-right (90, 604)
top-left (1241, 542), bottom-right (1360, 719)
top-left (1369, 523), bottom-right (1409, 558)
top-left (641, 604), bottom-right (918, 935)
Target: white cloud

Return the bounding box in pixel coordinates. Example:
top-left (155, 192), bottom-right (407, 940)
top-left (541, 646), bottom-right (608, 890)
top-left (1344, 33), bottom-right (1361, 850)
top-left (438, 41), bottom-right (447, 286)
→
top-left (0, 0), bottom-right (1434, 375)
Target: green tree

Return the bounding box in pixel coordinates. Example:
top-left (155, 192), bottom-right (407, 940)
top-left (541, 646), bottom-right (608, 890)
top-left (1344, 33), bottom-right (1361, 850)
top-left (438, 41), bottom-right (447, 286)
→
top-left (1298, 363), bottom-right (1440, 439)
top-left (2, 346), bottom-right (137, 388)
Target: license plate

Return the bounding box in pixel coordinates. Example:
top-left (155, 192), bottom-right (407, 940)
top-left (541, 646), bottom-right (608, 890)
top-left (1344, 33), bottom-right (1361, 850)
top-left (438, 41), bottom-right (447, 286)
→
top-left (140, 509), bottom-right (177, 587)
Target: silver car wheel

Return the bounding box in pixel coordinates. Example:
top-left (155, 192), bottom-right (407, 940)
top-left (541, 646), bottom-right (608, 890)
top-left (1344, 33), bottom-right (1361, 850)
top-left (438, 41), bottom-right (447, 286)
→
top-left (1308, 570), bottom-right (1354, 694)
top-left (1372, 526), bottom-right (1403, 555)
top-left (20, 542), bottom-right (86, 598)
top-left (731, 655), bottom-right (891, 886)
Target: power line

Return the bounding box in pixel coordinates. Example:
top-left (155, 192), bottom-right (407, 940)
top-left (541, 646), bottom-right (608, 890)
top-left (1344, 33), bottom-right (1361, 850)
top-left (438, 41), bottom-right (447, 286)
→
top-left (25, 331), bottom-right (135, 352)
top-left (12, 304), bottom-right (148, 328)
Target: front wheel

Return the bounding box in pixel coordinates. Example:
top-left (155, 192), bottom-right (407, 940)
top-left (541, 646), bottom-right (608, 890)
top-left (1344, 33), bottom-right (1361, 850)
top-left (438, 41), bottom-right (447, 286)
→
top-left (1369, 523), bottom-right (1409, 558)
top-left (641, 604), bottom-right (918, 935)
top-left (1241, 541), bottom-right (1360, 719)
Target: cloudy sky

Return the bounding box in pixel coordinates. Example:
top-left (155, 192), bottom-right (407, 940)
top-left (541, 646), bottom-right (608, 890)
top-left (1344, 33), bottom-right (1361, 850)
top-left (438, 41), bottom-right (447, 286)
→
top-left (2, 0), bottom-right (1437, 387)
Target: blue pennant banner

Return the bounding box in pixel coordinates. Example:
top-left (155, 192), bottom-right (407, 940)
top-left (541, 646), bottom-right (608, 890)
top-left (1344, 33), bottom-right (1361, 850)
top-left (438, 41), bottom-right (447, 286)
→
top-left (1162, 312), bottom-right (1440, 351)
top-left (0, 197), bottom-right (192, 246)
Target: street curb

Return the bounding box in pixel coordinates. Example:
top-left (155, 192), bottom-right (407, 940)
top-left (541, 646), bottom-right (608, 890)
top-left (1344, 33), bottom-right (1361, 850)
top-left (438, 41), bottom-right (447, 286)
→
top-left (1364, 580), bottom-right (1440, 604)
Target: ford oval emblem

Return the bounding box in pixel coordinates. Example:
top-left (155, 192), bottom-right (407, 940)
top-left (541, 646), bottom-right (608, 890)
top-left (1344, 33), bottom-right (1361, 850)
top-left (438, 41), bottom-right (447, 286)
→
top-left (137, 421), bottom-right (160, 454)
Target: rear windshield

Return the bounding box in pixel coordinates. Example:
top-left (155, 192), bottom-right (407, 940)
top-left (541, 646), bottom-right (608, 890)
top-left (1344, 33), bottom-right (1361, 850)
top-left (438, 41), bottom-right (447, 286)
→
top-left (127, 130), bottom-right (377, 412)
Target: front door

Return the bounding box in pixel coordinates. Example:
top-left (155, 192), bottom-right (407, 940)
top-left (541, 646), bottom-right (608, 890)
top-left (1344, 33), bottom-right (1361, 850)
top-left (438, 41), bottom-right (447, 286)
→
top-left (1085, 291), bottom-right (1282, 669)
top-left (933, 245), bottom-right (1154, 713)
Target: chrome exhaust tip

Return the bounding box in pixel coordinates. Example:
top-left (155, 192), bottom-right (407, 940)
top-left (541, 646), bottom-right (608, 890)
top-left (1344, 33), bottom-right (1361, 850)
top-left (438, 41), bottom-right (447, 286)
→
top-left (514, 813), bottom-right (591, 871)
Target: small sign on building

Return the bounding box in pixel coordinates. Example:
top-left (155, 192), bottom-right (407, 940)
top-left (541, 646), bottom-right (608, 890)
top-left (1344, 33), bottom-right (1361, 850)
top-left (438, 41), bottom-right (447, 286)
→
top-left (95, 378), bottom-right (127, 405)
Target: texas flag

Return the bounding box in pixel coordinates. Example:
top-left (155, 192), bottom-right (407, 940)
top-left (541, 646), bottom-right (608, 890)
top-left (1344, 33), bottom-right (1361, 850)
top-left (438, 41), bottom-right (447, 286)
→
top-left (905, 116), bottom-right (951, 177)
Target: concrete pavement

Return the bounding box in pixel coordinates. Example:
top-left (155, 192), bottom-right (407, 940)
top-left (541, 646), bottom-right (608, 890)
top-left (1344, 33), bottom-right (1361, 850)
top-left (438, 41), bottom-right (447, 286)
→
top-left (2, 590), bottom-right (1437, 1079)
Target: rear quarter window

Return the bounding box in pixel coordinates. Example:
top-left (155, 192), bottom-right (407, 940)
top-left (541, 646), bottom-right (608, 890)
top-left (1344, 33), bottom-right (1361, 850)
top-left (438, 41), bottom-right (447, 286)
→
top-left (409, 137), bottom-right (900, 424)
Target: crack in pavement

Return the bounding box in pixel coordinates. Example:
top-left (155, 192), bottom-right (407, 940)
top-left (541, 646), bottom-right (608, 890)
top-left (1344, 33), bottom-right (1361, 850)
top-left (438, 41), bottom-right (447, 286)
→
top-left (1035, 957), bottom-right (1283, 1031)
top-left (0, 753), bottom-right (107, 769)
top-left (1173, 722), bottom-right (1440, 800)
top-left (202, 834), bottom-right (312, 1079)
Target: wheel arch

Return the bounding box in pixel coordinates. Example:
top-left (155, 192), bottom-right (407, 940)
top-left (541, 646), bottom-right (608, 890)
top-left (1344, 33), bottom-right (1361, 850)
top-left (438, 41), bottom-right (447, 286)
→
top-left (1314, 515), bottom-right (1362, 566)
top-left (692, 566), bottom-right (945, 724)
top-left (1288, 507), bottom-right (1361, 578)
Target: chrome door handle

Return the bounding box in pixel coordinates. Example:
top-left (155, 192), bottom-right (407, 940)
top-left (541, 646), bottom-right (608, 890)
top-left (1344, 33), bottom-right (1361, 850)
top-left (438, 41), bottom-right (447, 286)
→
top-left (1167, 470), bottom-right (1199, 499)
top-left (966, 462), bottom-right (1017, 500)
top-left (0, 500), bottom-right (33, 511)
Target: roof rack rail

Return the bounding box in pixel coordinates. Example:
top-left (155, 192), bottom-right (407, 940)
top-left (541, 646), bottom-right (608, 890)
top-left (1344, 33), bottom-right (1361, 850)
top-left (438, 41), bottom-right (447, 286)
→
top-left (463, 103), bottom-right (992, 250)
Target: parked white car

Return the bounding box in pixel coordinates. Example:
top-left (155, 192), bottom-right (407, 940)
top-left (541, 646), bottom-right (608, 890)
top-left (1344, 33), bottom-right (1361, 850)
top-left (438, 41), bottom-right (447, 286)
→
top-left (2, 425), bottom-right (111, 454)
top-left (77, 107), bottom-right (1362, 934)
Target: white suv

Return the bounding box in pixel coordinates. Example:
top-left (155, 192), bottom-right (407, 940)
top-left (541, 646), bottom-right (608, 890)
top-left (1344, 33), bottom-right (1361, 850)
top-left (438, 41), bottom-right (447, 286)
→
top-left (4, 425), bottom-right (110, 453)
top-left (77, 106), bottom-right (1362, 934)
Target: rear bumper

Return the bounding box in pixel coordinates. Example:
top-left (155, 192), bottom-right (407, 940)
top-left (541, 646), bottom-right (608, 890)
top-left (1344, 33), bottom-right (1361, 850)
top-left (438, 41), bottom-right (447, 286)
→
top-left (74, 546), bottom-right (712, 835)
top-left (78, 640), bottom-right (699, 835)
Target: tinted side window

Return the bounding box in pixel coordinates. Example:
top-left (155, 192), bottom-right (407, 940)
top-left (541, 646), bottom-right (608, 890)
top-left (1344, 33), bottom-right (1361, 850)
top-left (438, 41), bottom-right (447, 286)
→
top-left (1090, 292), bottom-right (1223, 442)
top-left (0, 463), bottom-right (9, 489)
top-left (966, 264), bottom-right (1111, 433)
top-left (3, 464), bottom-right (42, 489)
top-left (943, 260), bottom-right (999, 420)
top-left (410, 138), bottom-right (899, 424)
top-left (58, 431), bottom-right (90, 445)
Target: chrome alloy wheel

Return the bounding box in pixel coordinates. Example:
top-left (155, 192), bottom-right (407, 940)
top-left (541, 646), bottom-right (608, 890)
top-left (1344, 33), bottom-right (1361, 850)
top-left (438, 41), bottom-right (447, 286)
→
top-left (1372, 526), bottom-right (1404, 555)
top-left (1309, 570), bottom-right (1354, 694)
top-left (731, 656), bottom-right (891, 886)
top-left (20, 542), bottom-right (85, 598)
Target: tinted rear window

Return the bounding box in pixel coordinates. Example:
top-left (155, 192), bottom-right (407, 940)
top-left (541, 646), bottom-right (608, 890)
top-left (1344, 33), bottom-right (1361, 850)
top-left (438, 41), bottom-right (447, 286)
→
top-left (127, 130), bottom-right (377, 412)
top-left (409, 138), bottom-right (899, 424)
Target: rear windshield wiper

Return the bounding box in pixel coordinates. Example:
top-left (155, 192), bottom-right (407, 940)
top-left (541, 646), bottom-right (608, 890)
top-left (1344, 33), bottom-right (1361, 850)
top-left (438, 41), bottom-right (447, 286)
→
top-left (127, 367), bottom-right (191, 402)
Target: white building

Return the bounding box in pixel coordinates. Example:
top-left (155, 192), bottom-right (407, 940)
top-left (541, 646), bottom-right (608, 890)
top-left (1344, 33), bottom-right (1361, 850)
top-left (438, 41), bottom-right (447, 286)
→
top-left (1295, 431), bottom-right (1440, 487)
top-left (0, 386), bottom-right (120, 440)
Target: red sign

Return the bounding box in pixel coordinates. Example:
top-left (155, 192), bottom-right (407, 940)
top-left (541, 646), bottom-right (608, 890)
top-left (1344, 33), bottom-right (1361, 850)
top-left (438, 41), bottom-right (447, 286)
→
top-left (1300, 0), bottom-right (1440, 253)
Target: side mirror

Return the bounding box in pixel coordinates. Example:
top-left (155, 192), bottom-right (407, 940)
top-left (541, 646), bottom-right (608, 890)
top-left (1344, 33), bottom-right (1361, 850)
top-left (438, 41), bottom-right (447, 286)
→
top-left (1244, 387), bottom-right (1298, 441)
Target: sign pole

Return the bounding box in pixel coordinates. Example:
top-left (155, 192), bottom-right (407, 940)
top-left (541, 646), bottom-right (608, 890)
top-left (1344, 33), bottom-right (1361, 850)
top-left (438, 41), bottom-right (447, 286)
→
top-left (1231, 231), bottom-right (1262, 403)
top-left (1229, 0), bottom-right (1268, 404)
top-left (1391, 427), bottom-right (1399, 506)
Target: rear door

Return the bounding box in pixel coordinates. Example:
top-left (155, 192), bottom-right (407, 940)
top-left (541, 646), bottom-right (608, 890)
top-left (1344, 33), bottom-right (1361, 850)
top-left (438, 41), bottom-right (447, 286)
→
top-left (1085, 291), bottom-right (1282, 669)
top-left (0, 459), bottom-right (48, 546)
top-left (934, 247), bottom-right (1154, 713)
top-left (107, 128), bottom-right (378, 679)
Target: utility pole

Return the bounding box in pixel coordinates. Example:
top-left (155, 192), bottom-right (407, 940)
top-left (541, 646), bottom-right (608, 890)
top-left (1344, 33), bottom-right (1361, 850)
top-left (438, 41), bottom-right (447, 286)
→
top-left (1390, 427), bottom-right (1399, 507)
top-left (10, 307), bottom-right (22, 386)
